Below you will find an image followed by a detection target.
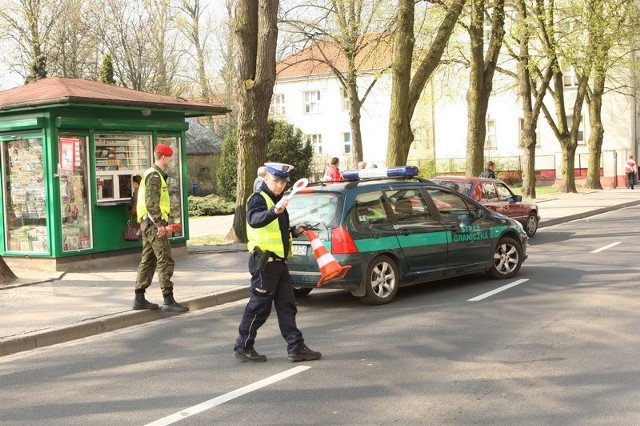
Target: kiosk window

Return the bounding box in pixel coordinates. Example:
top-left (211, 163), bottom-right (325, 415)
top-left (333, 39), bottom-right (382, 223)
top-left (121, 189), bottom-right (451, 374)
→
top-left (94, 134), bottom-right (151, 202)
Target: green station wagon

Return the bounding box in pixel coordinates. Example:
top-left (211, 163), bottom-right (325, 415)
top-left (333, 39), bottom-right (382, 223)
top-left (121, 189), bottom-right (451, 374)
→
top-left (287, 167), bottom-right (528, 305)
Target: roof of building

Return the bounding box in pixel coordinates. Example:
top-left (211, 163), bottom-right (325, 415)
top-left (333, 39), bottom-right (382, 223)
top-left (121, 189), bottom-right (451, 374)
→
top-left (185, 118), bottom-right (221, 155)
top-left (0, 77), bottom-right (230, 116)
top-left (276, 34), bottom-right (393, 79)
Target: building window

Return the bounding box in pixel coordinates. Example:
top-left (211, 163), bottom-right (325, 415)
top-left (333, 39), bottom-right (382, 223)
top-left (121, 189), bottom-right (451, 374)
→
top-left (304, 90), bottom-right (321, 114)
top-left (270, 93), bottom-right (285, 116)
top-left (307, 134), bottom-right (322, 155)
top-left (566, 115), bottom-right (585, 144)
top-left (519, 118), bottom-right (541, 148)
top-left (343, 132), bottom-right (352, 154)
top-left (341, 88), bottom-right (350, 112)
top-left (562, 65), bottom-right (578, 88)
top-left (485, 119), bottom-right (496, 150)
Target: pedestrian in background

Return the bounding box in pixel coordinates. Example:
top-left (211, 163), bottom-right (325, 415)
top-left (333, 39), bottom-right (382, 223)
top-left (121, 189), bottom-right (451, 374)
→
top-left (132, 144), bottom-right (189, 313)
top-left (322, 157), bottom-right (344, 182)
top-left (234, 162), bottom-right (322, 363)
top-left (357, 161), bottom-right (367, 169)
top-left (625, 155), bottom-right (636, 189)
top-left (253, 166), bottom-right (266, 192)
top-left (480, 161), bottom-right (496, 179)
top-left (129, 174), bottom-right (142, 220)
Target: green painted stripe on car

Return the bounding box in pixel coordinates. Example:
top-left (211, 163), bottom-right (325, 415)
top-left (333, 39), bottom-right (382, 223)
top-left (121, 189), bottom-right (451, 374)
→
top-left (323, 224), bottom-right (514, 253)
top-left (395, 232), bottom-right (450, 247)
top-left (355, 236), bottom-right (401, 251)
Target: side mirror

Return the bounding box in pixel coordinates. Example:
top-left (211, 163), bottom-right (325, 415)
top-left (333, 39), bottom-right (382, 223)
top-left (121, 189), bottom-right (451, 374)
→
top-left (513, 195), bottom-right (522, 202)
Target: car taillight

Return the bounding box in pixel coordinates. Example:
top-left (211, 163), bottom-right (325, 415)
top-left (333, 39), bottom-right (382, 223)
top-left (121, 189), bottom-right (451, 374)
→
top-left (331, 225), bottom-right (358, 254)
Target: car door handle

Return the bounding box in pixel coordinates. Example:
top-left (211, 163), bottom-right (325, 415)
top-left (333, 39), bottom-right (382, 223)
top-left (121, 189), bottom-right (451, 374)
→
top-left (446, 224), bottom-right (461, 232)
top-left (399, 228), bottom-right (412, 236)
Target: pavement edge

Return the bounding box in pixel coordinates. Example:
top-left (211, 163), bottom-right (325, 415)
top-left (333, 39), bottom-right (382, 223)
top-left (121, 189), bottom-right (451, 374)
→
top-left (0, 287), bottom-right (248, 358)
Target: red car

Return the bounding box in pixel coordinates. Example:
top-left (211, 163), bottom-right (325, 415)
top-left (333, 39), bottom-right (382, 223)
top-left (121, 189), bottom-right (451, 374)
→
top-left (430, 176), bottom-right (540, 237)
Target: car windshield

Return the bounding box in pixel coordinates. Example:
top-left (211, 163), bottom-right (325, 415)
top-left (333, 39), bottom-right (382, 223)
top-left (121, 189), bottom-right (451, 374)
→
top-left (432, 180), bottom-right (473, 196)
top-left (288, 192), bottom-right (343, 230)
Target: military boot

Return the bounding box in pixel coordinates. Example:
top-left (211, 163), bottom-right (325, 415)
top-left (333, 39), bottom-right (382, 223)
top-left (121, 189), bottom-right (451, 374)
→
top-left (162, 293), bottom-right (189, 312)
top-left (132, 289), bottom-right (159, 310)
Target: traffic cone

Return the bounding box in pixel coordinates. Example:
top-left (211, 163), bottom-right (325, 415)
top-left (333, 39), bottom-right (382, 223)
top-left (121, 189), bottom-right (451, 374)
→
top-left (303, 229), bottom-right (352, 287)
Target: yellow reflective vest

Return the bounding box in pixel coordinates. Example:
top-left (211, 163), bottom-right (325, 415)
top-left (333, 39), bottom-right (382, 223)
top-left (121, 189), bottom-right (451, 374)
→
top-left (137, 167), bottom-right (170, 223)
top-left (246, 192), bottom-right (291, 258)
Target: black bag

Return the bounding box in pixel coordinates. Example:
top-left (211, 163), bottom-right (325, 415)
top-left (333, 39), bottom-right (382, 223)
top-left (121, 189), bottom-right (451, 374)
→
top-left (123, 220), bottom-right (141, 241)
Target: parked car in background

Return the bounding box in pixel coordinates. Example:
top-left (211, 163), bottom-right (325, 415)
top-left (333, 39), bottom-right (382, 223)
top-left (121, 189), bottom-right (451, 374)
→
top-left (286, 167), bottom-right (529, 305)
top-left (430, 176), bottom-right (540, 237)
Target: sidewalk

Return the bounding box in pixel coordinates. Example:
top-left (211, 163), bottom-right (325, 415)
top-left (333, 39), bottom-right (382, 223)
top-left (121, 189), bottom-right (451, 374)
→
top-left (1, 188), bottom-right (639, 357)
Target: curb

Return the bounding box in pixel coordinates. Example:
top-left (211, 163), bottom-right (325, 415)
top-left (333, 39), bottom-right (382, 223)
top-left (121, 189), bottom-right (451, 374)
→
top-left (539, 199), bottom-right (640, 228)
top-left (0, 286), bottom-right (249, 358)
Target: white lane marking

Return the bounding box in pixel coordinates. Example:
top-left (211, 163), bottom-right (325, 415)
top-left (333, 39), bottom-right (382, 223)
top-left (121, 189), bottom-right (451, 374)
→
top-left (468, 278), bottom-right (529, 302)
top-left (145, 366), bottom-right (311, 426)
top-left (591, 242), bottom-right (620, 253)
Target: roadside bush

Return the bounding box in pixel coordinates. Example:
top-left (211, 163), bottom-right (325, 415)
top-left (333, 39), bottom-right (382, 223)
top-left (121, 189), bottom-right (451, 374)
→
top-left (216, 132), bottom-right (238, 200)
top-left (187, 195), bottom-right (236, 217)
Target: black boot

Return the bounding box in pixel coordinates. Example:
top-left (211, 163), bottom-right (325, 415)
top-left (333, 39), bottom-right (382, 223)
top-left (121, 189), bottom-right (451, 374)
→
top-left (162, 293), bottom-right (189, 312)
top-left (132, 290), bottom-right (159, 310)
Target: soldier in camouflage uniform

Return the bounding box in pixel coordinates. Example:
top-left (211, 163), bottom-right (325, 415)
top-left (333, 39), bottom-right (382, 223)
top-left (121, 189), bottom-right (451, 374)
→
top-left (132, 144), bottom-right (188, 313)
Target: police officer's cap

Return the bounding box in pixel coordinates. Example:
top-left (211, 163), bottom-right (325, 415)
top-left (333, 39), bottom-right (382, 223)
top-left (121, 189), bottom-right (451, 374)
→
top-left (155, 144), bottom-right (173, 157)
top-left (264, 162), bottom-right (294, 182)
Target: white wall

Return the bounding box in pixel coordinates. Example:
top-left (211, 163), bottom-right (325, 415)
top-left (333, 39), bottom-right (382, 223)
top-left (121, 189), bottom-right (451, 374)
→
top-left (272, 72), bottom-right (391, 169)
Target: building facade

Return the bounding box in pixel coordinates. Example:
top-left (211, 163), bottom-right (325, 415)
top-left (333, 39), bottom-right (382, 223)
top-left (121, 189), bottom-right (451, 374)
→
top-left (273, 42), bottom-right (639, 187)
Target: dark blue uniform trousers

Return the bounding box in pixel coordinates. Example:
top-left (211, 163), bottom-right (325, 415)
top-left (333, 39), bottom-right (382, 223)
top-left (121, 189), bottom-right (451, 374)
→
top-left (235, 258), bottom-right (304, 353)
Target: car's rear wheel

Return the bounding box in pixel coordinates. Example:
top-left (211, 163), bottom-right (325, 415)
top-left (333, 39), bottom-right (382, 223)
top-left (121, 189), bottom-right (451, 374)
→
top-left (360, 255), bottom-right (399, 305)
top-left (488, 236), bottom-right (523, 279)
top-left (524, 213), bottom-right (538, 237)
top-left (293, 287), bottom-right (313, 297)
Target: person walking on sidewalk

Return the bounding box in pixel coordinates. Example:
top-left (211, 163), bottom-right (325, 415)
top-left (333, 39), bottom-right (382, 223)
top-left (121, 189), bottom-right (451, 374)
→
top-left (625, 155), bottom-right (637, 189)
top-left (234, 162), bottom-right (321, 363)
top-left (132, 144), bottom-right (188, 313)
top-left (480, 161), bottom-right (496, 179)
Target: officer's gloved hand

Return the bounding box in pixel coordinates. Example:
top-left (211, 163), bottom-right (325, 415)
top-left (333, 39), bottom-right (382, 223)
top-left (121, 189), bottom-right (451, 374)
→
top-left (274, 198), bottom-right (289, 214)
top-left (293, 223), bottom-right (310, 237)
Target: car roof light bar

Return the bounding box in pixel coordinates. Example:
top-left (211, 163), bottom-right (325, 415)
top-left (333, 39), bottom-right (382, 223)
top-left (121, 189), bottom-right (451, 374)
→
top-left (343, 166), bottom-right (419, 181)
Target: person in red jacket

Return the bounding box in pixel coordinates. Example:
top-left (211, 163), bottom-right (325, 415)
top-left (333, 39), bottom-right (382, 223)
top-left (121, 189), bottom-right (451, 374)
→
top-left (625, 155), bottom-right (637, 189)
top-left (322, 157), bottom-right (344, 182)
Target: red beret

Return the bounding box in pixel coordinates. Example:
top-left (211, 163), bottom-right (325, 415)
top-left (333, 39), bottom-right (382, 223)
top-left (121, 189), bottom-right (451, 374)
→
top-left (155, 144), bottom-right (173, 157)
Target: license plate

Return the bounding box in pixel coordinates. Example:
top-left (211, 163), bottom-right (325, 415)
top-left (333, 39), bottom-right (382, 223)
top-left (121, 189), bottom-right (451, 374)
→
top-left (292, 244), bottom-right (307, 256)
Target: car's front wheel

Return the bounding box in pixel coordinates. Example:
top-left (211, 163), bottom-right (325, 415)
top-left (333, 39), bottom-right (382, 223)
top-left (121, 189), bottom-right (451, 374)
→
top-left (360, 255), bottom-right (399, 305)
top-left (524, 212), bottom-right (538, 237)
top-left (293, 287), bottom-right (313, 297)
top-left (488, 236), bottom-right (523, 279)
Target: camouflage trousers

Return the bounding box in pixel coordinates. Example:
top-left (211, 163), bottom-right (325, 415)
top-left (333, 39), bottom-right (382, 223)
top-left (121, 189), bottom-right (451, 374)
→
top-left (135, 220), bottom-right (175, 297)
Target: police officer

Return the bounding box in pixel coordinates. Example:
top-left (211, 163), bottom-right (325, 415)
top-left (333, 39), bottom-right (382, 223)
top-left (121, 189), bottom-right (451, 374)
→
top-left (132, 144), bottom-right (188, 313)
top-left (234, 162), bottom-right (322, 363)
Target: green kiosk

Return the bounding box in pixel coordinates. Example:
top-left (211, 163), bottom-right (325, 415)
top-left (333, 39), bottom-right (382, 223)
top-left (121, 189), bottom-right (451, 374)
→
top-left (0, 77), bottom-right (228, 271)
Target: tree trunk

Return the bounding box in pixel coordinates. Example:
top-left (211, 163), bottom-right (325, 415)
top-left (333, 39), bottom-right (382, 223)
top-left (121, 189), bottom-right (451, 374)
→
top-left (386, 0), bottom-right (414, 167)
top-left (0, 257), bottom-right (17, 284)
top-left (515, 0), bottom-right (535, 198)
top-left (466, 0), bottom-right (505, 177)
top-left (348, 82), bottom-right (364, 165)
top-left (230, 0), bottom-right (278, 243)
top-left (558, 138), bottom-right (577, 192)
top-left (387, 0), bottom-right (465, 166)
top-left (585, 74), bottom-right (605, 189)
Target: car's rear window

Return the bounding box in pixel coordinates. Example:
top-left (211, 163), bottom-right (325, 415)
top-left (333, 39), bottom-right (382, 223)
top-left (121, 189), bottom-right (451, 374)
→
top-left (288, 192), bottom-right (344, 229)
top-left (432, 180), bottom-right (473, 196)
